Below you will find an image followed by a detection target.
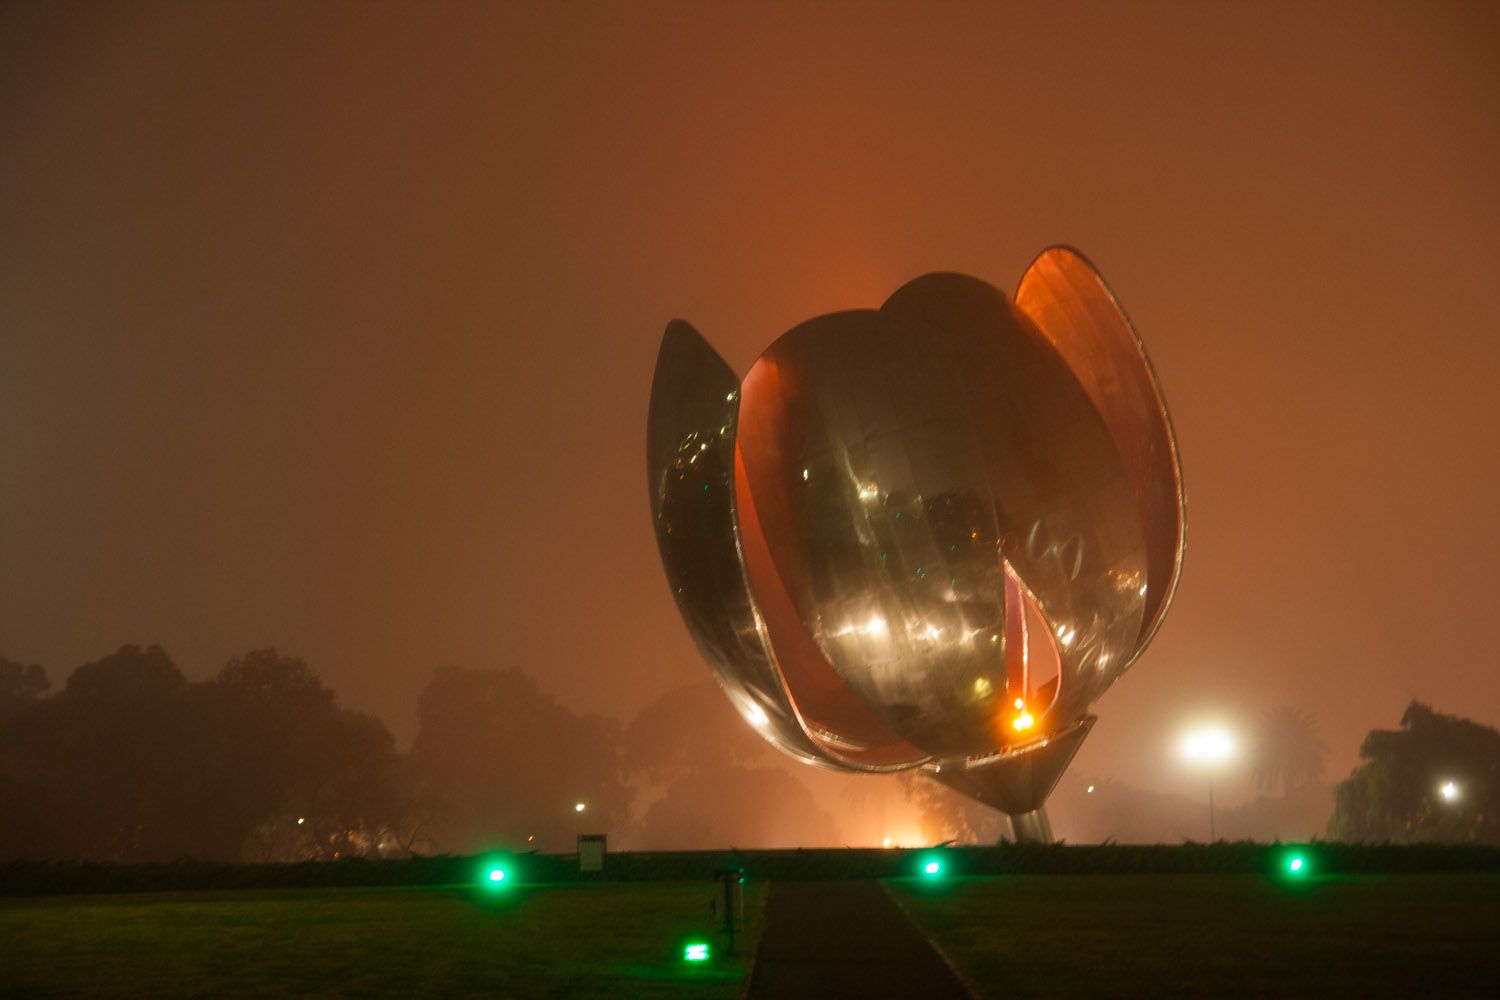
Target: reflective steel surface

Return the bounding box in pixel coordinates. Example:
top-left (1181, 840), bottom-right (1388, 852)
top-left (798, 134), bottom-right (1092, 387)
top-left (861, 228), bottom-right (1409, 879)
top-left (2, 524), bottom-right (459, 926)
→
top-left (647, 322), bottom-right (838, 769)
top-left (647, 249), bottom-right (1185, 826)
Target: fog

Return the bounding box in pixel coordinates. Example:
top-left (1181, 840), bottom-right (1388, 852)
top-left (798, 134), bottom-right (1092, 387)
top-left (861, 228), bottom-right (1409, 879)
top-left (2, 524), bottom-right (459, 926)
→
top-left (4, 2), bottom-right (1498, 845)
top-left (1, 647), bottom-right (1357, 862)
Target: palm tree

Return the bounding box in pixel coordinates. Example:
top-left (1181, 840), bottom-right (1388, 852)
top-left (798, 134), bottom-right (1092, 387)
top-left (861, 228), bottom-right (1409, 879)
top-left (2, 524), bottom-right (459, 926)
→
top-left (1250, 705), bottom-right (1329, 797)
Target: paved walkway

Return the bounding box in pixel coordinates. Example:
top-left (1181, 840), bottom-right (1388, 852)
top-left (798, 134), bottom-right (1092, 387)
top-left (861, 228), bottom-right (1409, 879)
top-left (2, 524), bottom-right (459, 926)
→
top-left (745, 881), bottom-right (974, 999)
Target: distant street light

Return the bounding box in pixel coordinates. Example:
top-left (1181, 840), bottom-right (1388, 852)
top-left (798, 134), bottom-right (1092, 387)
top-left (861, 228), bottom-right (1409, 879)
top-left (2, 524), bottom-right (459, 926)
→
top-left (1440, 780), bottom-right (1460, 803)
top-left (575, 803), bottom-right (586, 813)
top-left (1181, 727), bottom-right (1234, 841)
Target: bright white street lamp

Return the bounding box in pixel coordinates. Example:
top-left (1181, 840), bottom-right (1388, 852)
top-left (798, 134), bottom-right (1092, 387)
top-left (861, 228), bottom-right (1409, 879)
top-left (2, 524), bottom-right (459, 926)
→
top-left (1440, 780), bottom-right (1460, 803)
top-left (575, 802), bottom-right (586, 813)
top-left (1181, 730), bottom-right (1234, 765)
top-left (1181, 727), bottom-right (1235, 841)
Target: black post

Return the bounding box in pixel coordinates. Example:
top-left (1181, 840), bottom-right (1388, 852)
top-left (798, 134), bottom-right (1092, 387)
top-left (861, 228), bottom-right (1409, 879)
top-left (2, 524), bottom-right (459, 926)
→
top-left (1208, 773), bottom-right (1216, 842)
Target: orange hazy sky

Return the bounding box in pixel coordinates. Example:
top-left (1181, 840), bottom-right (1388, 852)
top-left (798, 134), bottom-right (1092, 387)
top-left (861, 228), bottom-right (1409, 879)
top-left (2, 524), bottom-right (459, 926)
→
top-left (3, 0), bottom-right (1498, 804)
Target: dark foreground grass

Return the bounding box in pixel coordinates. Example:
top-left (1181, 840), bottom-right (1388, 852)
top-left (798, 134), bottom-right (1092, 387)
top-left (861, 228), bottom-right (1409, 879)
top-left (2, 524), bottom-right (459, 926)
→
top-left (0, 881), bottom-right (762, 999)
top-left (889, 873), bottom-right (1500, 999)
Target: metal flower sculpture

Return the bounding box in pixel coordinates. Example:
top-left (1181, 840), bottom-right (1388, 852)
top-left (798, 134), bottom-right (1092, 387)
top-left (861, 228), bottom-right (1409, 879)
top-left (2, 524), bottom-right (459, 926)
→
top-left (646, 247), bottom-right (1184, 842)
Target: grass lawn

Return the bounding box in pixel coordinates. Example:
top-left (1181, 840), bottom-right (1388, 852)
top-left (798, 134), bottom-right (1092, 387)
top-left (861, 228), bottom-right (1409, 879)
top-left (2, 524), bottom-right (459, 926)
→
top-left (0, 881), bottom-right (762, 999)
top-left (889, 873), bottom-right (1500, 999)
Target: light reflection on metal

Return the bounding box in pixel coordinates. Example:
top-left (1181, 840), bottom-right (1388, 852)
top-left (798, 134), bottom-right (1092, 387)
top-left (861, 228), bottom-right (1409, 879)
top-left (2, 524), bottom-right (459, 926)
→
top-left (647, 247), bottom-right (1185, 840)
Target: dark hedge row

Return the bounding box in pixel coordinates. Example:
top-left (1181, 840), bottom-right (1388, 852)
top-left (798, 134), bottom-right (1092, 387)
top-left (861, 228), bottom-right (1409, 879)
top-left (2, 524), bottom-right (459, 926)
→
top-left (4, 842), bottom-right (1498, 896)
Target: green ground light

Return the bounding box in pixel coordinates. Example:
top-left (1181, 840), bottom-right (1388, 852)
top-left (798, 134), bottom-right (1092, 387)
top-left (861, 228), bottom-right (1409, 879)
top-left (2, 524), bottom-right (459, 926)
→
top-left (477, 855), bottom-right (518, 889)
top-left (1278, 847), bottom-right (1312, 878)
top-left (684, 942), bottom-right (710, 962)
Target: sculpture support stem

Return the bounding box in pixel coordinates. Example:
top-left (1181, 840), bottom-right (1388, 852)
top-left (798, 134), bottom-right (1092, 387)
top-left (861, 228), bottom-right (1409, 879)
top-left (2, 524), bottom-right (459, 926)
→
top-left (1008, 807), bottom-right (1053, 845)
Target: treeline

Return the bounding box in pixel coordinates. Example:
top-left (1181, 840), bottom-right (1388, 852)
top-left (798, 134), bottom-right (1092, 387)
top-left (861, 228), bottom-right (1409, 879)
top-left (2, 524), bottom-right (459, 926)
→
top-left (6, 841), bottom-right (1500, 897)
top-left (9, 646), bottom-right (1493, 862)
top-left (0, 646), bottom-right (633, 863)
top-left (0, 646), bottom-right (864, 864)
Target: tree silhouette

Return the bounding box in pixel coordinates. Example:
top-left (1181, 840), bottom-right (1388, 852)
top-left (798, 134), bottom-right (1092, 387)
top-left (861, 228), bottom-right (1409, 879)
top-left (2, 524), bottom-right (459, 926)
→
top-left (1328, 701), bottom-right (1500, 844)
top-left (0, 645), bottom-right (405, 862)
top-left (206, 648), bottom-right (400, 861)
top-left (409, 666), bottom-right (632, 854)
top-left (1248, 705), bottom-right (1329, 797)
top-left (2, 645), bottom-right (197, 860)
top-left (0, 658), bottom-right (48, 723)
top-left (620, 680), bottom-right (775, 785)
top-left (635, 766), bottom-right (841, 849)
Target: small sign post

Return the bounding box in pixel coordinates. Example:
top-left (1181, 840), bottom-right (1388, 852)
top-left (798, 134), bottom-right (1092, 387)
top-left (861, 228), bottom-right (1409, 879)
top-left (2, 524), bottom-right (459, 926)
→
top-left (578, 834), bottom-right (605, 874)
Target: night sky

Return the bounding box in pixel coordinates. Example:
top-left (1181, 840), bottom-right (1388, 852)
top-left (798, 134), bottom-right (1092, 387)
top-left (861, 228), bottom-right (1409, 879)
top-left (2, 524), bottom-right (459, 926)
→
top-left (3, 0), bottom-right (1497, 807)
